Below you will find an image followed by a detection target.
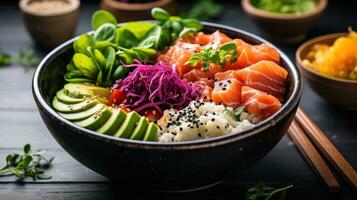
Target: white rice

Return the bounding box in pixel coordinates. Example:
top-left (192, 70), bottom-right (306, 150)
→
top-left (157, 101), bottom-right (254, 142)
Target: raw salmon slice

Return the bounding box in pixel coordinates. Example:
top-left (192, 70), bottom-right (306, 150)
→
top-left (211, 78), bottom-right (242, 109)
top-left (214, 70), bottom-right (240, 81)
top-left (157, 41), bottom-right (201, 77)
top-left (236, 60), bottom-right (288, 102)
top-left (183, 64), bottom-right (222, 82)
top-left (241, 86), bottom-right (281, 120)
top-left (224, 40), bottom-right (280, 70)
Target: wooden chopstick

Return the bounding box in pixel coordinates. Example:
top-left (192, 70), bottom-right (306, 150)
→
top-left (295, 107), bottom-right (357, 192)
top-left (288, 120), bottom-right (340, 192)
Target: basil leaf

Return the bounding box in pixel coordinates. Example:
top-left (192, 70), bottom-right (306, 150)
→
top-left (103, 47), bottom-right (116, 82)
top-left (119, 22), bottom-right (154, 39)
top-left (92, 10), bottom-right (117, 30)
top-left (72, 53), bottom-right (98, 79)
top-left (94, 23), bottom-right (117, 42)
top-left (115, 28), bottom-right (139, 48)
top-left (94, 49), bottom-right (106, 70)
top-left (179, 27), bottom-right (197, 37)
top-left (73, 34), bottom-right (95, 55)
top-left (182, 18), bottom-right (203, 31)
top-left (138, 25), bottom-right (162, 49)
top-left (113, 65), bottom-right (130, 80)
top-left (151, 7), bottom-right (170, 21)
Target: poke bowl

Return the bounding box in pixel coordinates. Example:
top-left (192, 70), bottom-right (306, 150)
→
top-left (32, 9), bottom-right (302, 191)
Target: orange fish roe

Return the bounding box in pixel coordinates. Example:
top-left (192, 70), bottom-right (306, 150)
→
top-left (303, 29), bottom-right (357, 80)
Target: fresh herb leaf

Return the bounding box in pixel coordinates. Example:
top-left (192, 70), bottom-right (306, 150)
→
top-left (151, 7), bottom-right (170, 21)
top-left (92, 10), bottom-right (118, 30)
top-left (94, 23), bottom-right (117, 42)
top-left (184, 0), bottom-right (223, 20)
top-left (234, 106), bottom-right (245, 120)
top-left (246, 181), bottom-right (293, 200)
top-left (0, 51), bottom-right (12, 67)
top-left (0, 144), bottom-right (54, 181)
top-left (66, 8), bottom-right (202, 86)
top-left (224, 106), bottom-right (245, 121)
top-left (16, 49), bottom-right (39, 70)
top-left (186, 42), bottom-right (238, 70)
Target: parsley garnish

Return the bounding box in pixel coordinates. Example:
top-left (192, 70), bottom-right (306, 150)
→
top-left (185, 42), bottom-right (238, 70)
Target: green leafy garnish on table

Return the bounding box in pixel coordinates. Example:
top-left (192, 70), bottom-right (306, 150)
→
top-left (0, 49), bottom-right (39, 70)
top-left (246, 181), bottom-right (293, 200)
top-left (186, 42), bottom-right (238, 70)
top-left (0, 144), bottom-right (53, 181)
top-left (184, 0), bottom-right (223, 20)
top-left (0, 52), bottom-right (12, 67)
top-left (251, 0), bottom-right (316, 14)
top-left (16, 49), bottom-right (40, 70)
top-left (65, 8), bottom-right (203, 86)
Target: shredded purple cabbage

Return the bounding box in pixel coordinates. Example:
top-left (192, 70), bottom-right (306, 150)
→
top-left (112, 61), bottom-right (202, 115)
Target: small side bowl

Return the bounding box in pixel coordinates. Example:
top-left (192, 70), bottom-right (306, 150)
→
top-left (296, 33), bottom-right (357, 109)
top-left (242, 0), bottom-right (328, 43)
top-left (19, 0), bottom-right (80, 49)
top-left (100, 0), bottom-right (176, 22)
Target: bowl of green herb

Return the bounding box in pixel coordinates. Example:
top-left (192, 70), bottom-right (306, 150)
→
top-left (242, 0), bottom-right (328, 43)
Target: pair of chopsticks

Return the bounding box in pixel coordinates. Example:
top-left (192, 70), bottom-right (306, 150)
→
top-left (288, 107), bottom-right (357, 193)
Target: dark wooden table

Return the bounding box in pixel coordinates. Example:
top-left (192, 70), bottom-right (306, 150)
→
top-left (1, 1), bottom-right (357, 199)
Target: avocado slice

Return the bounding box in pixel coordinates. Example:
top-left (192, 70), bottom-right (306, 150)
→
top-left (58, 104), bottom-right (104, 121)
top-left (143, 122), bottom-right (159, 141)
top-left (130, 117), bottom-right (149, 140)
top-left (56, 89), bottom-right (85, 104)
top-left (52, 97), bottom-right (98, 113)
top-left (96, 108), bottom-right (127, 136)
top-left (114, 111), bottom-right (141, 139)
top-left (75, 107), bottom-right (112, 129)
top-left (64, 83), bottom-right (110, 99)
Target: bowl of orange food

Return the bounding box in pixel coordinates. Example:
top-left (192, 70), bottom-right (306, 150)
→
top-left (296, 29), bottom-right (357, 109)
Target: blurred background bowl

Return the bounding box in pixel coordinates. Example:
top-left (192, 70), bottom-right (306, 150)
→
top-left (100, 0), bottom-right (176, 22)
top-left (296, 33), bottom-right (357, 109)
top-left (19, 0), bottom-right (80, 49)
top-left (242, 0), bottom-right (328, 43)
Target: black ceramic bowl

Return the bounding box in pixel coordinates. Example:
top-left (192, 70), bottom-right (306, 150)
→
top-left (33, 22), bottom-right (302, 192)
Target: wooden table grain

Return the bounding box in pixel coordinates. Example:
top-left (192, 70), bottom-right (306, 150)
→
top-left (1, 1), bottom-right (357, 199)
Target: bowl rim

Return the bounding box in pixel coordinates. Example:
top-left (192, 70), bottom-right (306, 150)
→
top-left (296, 32), bottom-right (357, 84)
top-left (241, 0), bottom-right (328, 20)
top-left (32, 21), bottom-right (302, 150)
